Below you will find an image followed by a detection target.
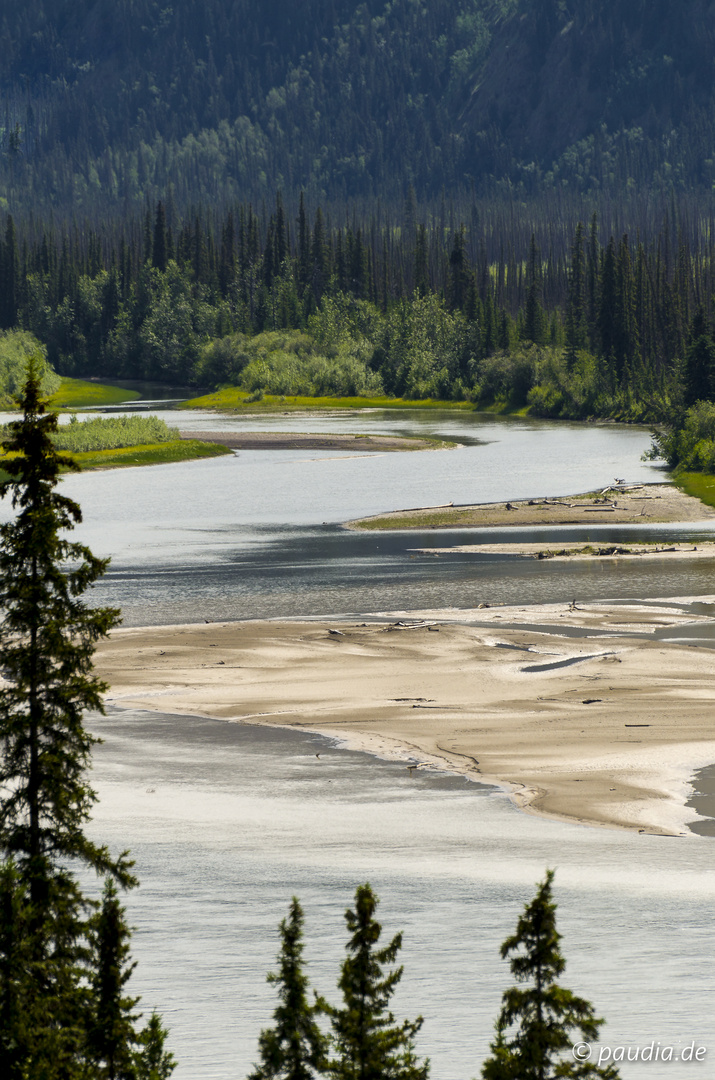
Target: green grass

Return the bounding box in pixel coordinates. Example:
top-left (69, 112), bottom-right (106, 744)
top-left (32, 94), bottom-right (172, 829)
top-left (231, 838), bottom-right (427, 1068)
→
top-left (356, 509), bottom-right (481, 530)
top-left (178, 387), bottom-right (475, 411)
top-left (47, 378), bottom-right (141, 410)
top-left (0, 440), bottom-right (231, 478)
top-left (70, 440), bottom-right (232, 469)
top-left (673, 471), bottom-right (715, 508)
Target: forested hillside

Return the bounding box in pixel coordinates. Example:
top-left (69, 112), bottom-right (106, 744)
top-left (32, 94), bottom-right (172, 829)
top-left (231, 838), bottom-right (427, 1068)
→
top-left (2, 0), bottom-right (715, 215)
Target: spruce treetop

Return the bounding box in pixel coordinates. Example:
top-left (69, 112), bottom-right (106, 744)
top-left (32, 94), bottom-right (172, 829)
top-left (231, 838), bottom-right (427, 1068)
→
top-left (482, 871), bottom-right (620, 1080)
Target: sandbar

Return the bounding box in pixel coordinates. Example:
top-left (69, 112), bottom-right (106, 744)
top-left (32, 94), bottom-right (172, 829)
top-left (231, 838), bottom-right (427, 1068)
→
top-left (350, 482), bottom-right (715, 529)
top-left (96, 598), bottom-right (715, 838)
top-left (179, 430), bottom-right (449, 452)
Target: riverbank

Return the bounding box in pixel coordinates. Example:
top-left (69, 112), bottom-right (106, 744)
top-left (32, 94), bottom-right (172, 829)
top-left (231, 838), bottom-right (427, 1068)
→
top-left (96, 599), bottom-right (715, 838)
top-left (350, 482), bottom-right (715, 529)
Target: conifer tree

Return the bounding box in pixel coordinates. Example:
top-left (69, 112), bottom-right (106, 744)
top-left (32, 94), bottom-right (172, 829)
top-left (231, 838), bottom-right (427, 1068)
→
top-left (481, 871), bottom-right (620, 1080)
top-left (565, 222), bottom-right (587, 366)
top-left (0, 362), bottom-right (143, 1077)
top-left (324, 883), bottom-right (428, 1080)
top-left (249, 897), bottom-right (328, 1080)
top-left (88, 878), bottom-right (141, 1079)
top-left (523, 235), bottom-right (547, 346)
top-left (135, 1013), bottom-right (176, 1080)
top-left (684, 305), bottom-right (715, 406)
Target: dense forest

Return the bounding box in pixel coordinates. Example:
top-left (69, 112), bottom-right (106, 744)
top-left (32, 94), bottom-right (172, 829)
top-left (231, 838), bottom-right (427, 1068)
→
top-left (3, 1), bottom-right (715, 466)
top-left (3, 1), bottom-right (715, 214)
top-left (2, 193), bottom-right (715, 434)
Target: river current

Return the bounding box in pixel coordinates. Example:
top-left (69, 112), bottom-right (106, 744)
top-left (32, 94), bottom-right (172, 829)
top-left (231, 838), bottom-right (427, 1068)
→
top-left (5, 407), bottom-right (714, 1077)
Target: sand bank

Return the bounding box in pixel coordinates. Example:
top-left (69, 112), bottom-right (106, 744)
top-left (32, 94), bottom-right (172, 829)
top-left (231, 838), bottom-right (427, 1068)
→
top-left (410, 540), bottom-right (715, 560)
top-left (96, 599), bottom-right (715, 838)
top-left (179, 430), bottom-right (449, 452)
top-left (350, 482), bottom-right (715, 529)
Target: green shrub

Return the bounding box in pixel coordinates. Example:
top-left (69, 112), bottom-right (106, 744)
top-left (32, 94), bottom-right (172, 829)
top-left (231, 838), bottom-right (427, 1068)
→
top-left (49, 414), bottom-right (179, 453)
top-left (0, 333), bottom-right (60, 405)
top-left (649, 400), bottom-right (715, 471)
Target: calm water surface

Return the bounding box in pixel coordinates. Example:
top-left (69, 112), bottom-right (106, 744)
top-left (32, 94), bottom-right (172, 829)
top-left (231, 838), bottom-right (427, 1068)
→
top-left (39, 409), bottom-right (715, 624)
top-left (5, 408), bottom-right (713, 1077)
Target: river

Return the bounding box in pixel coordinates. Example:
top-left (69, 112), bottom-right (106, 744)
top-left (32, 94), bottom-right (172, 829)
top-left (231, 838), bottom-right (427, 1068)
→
top-left (6, 406), bottom-right (715, 1077)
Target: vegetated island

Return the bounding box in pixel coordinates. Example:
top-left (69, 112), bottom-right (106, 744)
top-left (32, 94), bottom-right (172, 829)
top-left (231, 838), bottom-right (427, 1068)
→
top-left (179, 430), bottom-right (455, 452)
top-left (0, 412), bottom-right (231, 475)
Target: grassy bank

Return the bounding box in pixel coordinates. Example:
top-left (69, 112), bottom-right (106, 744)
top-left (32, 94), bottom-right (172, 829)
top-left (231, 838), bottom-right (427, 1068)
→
top-left (70, 440), bottom-right (231, 470)
top-left (47, 378), bottom-right (140, 410)
top-left (0, 440), bottom-right (231, 479)
top-left (179, 387), bottom-right (475, 411)
top-left (673, 472), bottom-right (715, 508)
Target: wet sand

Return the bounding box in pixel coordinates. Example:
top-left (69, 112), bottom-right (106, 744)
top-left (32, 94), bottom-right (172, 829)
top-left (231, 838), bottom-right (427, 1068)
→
top-left (96, 598), bottom-right (715, 838)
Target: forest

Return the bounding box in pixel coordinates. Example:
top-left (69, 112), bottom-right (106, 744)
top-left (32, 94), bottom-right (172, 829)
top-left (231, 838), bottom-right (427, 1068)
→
top-left (3, 1), bottom-right (715, 214)
top-left (3, 2), bottom-right (715, 468)
top-left (2, 190), bottom-right (715, 469)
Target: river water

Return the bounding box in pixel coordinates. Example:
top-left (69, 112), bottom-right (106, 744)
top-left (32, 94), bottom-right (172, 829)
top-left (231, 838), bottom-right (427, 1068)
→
top-left (6, 407), bottom-right (715, 1077)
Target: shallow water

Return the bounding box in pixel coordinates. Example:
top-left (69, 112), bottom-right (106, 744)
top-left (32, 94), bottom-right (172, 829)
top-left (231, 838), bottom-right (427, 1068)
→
top-left (90, 708), bottom-right (714, 1080)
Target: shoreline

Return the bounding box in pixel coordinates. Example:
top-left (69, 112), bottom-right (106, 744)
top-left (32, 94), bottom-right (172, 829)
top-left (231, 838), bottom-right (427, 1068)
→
top-left (95, 599), bottom-right (715, 838)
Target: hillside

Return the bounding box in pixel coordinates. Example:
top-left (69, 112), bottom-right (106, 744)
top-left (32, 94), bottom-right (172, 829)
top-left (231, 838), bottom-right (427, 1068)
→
top-left (2, 0), bottom-right (715, 216)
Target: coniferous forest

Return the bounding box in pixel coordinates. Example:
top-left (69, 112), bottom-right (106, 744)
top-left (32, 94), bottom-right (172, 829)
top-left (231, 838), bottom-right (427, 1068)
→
top-left (2, 2), bottom-right (715, 466)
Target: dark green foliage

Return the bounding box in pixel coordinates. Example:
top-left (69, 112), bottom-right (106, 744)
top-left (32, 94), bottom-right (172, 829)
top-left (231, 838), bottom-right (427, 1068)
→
top-left (481, 871), bottom-right (620, 1080)
top-left (135, 1014), bottom-right (176, 1080)
top-left (0, 364), bottom-right (124, 889)
top-left (3, 191), bottom-right (715, 429)
top-left (88, 879), bottom-right (140, 1080)
top-left (5, 2), bottom-right (715, 213)
top-left (684, 306), bottom-right (715, 406)
top-left (522, 236), bottom-right (547, 347)
top-left (323, 883), bottom-right (429, 1080)
top-left (0, 362), bottom-right (127, 1077)
top-left (0, 363), bottom-right (171, 1077)
top-left (249, 898), bottom-right (328, 1080)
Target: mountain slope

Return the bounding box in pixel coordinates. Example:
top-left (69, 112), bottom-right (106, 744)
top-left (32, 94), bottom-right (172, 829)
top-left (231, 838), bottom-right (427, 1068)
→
top-left (1, 0), bottom-right (715, 216)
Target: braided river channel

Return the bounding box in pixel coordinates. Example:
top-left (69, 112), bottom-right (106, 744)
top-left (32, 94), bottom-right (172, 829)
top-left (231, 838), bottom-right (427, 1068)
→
top-left (10, 406), bottom-right (715, 1078)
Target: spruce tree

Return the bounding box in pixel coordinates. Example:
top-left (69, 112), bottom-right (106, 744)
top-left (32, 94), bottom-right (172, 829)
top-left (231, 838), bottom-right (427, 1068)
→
top-left (481, 871), bottom-right (620, 1080)
top-left (684, 305), bottom-right (715, 406)
top-left (135, 1013), bottom-right (176, 1080)
top-left (523, 235), bottom-right (547, 346)
top-left (88, 879), bottom-right (140, 1080)
top-left (249, 897), bottom-right (328, 1080)
top-left (324, 883), bottom-right (428, 1080)
top-left (0, 362), bottom-right (139, 1077)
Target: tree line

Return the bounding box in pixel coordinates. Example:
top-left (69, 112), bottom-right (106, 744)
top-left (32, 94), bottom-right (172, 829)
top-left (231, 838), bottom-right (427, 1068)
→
top-left (3, 196), bottom-right (715, 429)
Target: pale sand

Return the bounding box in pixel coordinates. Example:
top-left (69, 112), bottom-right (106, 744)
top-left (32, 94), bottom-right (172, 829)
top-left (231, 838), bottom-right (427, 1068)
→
top-left (410, 540), bottom-right (715, 560)
top-left (95, 599), bottom-right (715, 838)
